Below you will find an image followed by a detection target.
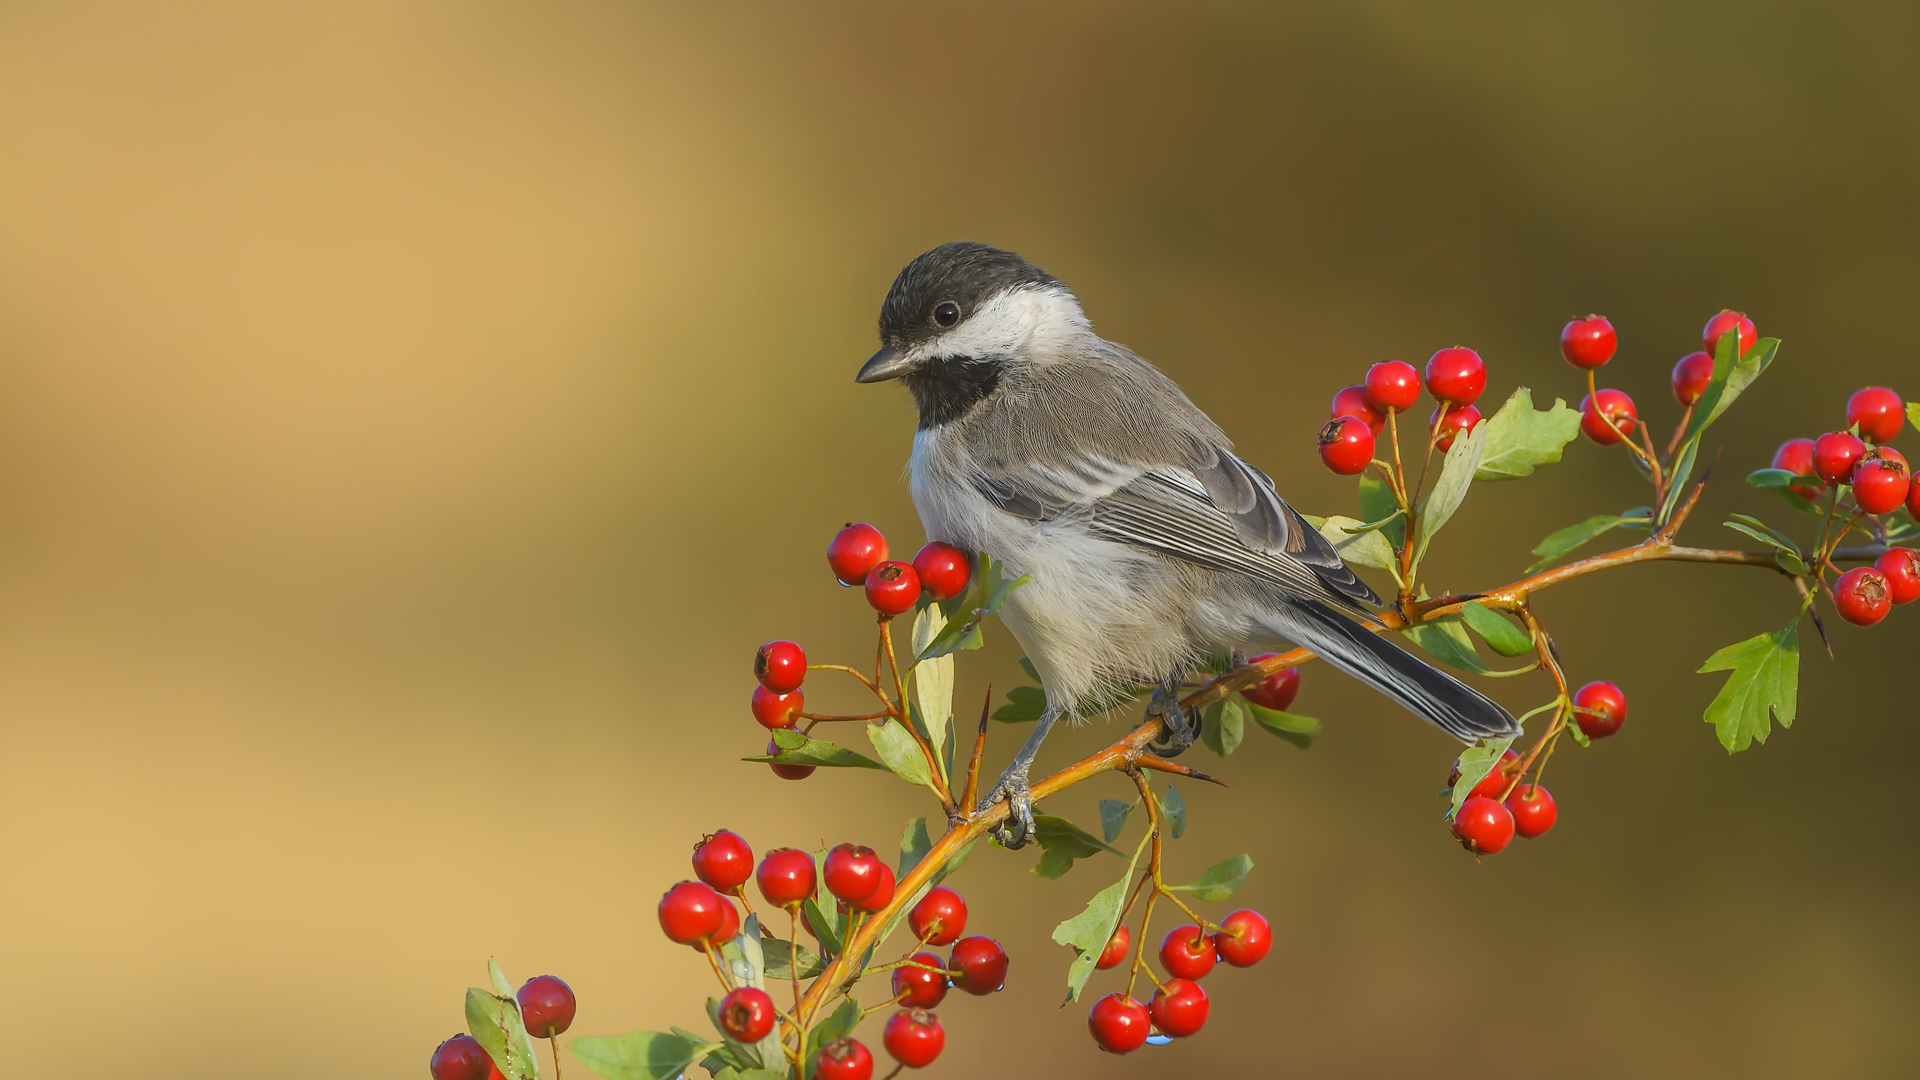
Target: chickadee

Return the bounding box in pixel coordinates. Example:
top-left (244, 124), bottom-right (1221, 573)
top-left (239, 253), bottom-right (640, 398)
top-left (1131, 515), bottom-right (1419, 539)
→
top-left (857, 242), bottom-right (1519, 847)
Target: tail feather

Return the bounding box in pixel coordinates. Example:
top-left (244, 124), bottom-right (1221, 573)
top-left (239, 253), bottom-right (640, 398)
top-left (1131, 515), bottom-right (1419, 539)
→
top-left (1260, 597), bottom-right (1520, 743)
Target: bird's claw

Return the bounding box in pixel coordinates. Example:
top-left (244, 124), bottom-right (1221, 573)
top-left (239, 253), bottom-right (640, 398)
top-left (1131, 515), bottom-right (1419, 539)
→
top-left (978, 766), bottom-right (1036, 849)
top-left (1146, 684), bottom-right (1197, 758)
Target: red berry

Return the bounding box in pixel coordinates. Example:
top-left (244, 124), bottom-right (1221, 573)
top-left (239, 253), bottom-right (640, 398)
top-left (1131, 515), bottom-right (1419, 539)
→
top-left (719, 987), bottom-right (777, 1043)
top-left (1148, 977), bottom-right (1211, 1038)
top-left (911, 542), bottom-right (972, 601)
top-left (766, 737), bottom-right (815, 781)
top-left (1559, 316), bottom-right (1616, 369)
top-left (1813, 431), bottom-right (1868, 486)
top-left (949, 935), bottom-right (1008, 995)
top-left (1851, 448), bottom-right (1911, 515)
top-left (1579, 389), bottom-right (1638, 446)
top-left (1671, 351), bottom-right (1715, 406)
top-left (693, 830), bottom-right (754, 893)
top-left (823, 844), bottom-right (885, 905)
top-left (908, 886), bottom-right (967, 946)
top-left (892, 951), bottom-right (949, 1008)
top-left (710, 895), bottom-right (740, 946)
top-left (1424, 347), bottom-right (1487, 407)
top-left (756, 848), bottom-right (817, 910)
top-left (828, 523), bottom-right (888, 586)
top-left (1239, 657), bottom-right (1300, 711)
top-left (1158, 924), bottom-right (1217, 981)
top-left (816, 1038), bottom-right (875, 1080)
top-left (1847, 386), bottom-right (1906, 444)
top-left (754, 640), bottom-right (806, 694)
top-left (1834, 567), bottom-right (1892, 626)
top-left (1771, 437), bottom-right (1826, 501)
top-left (1364, 360), bottom-right (1422, 413)
top-left (1094, 924), bottom-right (1131, 970)
top-left (658, 880), bottom-right (726, 944)
top-left (1087, 993), bottom-right (1151, 1054)
top-left (882, 1009), bottom-right (944, 1068)
top-left (1318, 415), bottom-right (1376, 476)
top-left (1449, 747), bottom-right (1521, 800)
top-left (1452, 796), bottom-right (1516, 854)
top-left (853, 862), bottom-right (896, 913)
top-left (1875, 548), bottom-right (1920, 605)
top-left (1702, 310), bottom-right (1756, 357)
top-left (864, 561), bottom-right (921, 616)
top-left (1573, 680), bottom-right (1627, 739)
top-left (1331, 384), bottom-right (1386, 434)
top-left (1505, 784), bottom-right (1557, 839)
top-left (1909, 475), bottom-right (1920, 519)
top-left (1430, 404), bottom-right (1483, 452)
top-left (430, 1034), bottom-right (492, 1080)
top-left (1214, 909), bottom-right (1272, 968)
top-left (750, 686), bottom-right (803, 730)
top-left (516, 975), bottom-right (576, 1039)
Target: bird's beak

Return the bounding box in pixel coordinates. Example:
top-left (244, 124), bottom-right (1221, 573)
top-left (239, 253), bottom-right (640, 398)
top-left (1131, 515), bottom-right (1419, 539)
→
top-left (855, 344), bottom-right (914, 383)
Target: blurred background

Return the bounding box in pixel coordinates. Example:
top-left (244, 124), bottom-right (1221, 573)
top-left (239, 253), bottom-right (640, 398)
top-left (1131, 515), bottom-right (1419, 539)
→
top-left (1, 2), bottom-right (1916, 1077)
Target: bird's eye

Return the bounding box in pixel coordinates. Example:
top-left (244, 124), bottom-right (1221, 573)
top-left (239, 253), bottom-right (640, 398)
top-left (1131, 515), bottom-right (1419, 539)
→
top-left (933, 301), bottom-right (961, 328)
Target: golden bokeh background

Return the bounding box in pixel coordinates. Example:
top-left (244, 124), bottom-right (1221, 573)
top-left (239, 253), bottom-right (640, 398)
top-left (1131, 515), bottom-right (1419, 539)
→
top-left (2, 3), bottom-right (1916, 1077)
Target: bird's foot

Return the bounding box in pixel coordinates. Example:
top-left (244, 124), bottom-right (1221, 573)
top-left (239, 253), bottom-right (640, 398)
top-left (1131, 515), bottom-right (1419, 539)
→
top-left (1146, 683), bottom-right (1197, 758)
top-left (978, 764), bottom-right (1036, 849)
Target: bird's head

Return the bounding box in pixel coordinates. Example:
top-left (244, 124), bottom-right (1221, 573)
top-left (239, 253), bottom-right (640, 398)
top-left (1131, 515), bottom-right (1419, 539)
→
top-left (857, 242), bottom-right (1087, 426)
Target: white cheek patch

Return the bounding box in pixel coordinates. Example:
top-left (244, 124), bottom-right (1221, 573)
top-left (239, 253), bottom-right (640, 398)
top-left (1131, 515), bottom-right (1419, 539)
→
top-left (910, 286), bottom-right (1088, 365)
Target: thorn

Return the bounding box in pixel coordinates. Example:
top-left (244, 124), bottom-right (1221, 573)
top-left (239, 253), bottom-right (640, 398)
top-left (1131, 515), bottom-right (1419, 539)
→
top-left (1137, 754), bottom-right (1227, 786)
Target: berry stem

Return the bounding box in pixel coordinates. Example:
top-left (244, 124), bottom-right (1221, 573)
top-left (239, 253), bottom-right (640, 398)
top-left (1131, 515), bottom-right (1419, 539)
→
top-left (960, 688), bottom-right (992, 820)
top-left (1588, 367), bottom-right (1659, 475)
top-left (1665, 404), bottom-right (1695, 458)
top-left (808, 664), bottom-right (899, 715)
top-left (701, 940), bottom-right (735, 993)
top-left (878, 617), bottom-right (955, 807)
top-left (549, 1035), bottom-right (564, 1080)
top-left (1385, 407), bottom-right (1410, 505)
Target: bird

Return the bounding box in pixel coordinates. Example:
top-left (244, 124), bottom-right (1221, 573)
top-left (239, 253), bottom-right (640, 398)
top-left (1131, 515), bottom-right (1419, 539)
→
top-left (855, 241), bottom-right (1520, 848)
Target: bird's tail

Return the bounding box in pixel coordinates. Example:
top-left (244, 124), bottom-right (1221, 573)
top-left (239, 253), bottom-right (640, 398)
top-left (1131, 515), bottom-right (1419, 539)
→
top-left (1258, 596), bottom-right (1520, 743)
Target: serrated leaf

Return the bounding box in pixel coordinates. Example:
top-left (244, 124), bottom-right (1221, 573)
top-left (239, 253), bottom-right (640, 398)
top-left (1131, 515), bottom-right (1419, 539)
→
top-left (899, 817), bottom-right (933, 878)
top-left (1414, 420), bottom-right (1489, 566)
top-left (803, 998), bottom-right (861, 1079)
top-left (1461, 603), bottom-right (1534, 657)
top-left (992, 684), bottom-right (1048, 723)
top-left (1699, 623), bottom-right (1800, 752)
top-left (801, 898), bottom-right (841, 958)
top-left (1447, 737), bottom-right (1515, 820)
top-left (761, 937), bottom-right (826, 980)
top-left (909, 605), bottom-right (955, 776)
top-left (1316, 515), bottom-right (1402, 580)
top-left (1169, 854), bottom-right (1253, 902)
top-left (1246, 702), bottom-right (1320, 748)
top-left (916, 553), bottom-right (1029, 661)
top-left (1200, 696), bottom-right (1246, 756)
top-left (866, 720), bottom-right (936, 792)
top-left (572, 1031), bottom-right (715, 1080)
top-left (1402, 616), bottom-right (1495, 676)
top-left (466, 988), bottom-right (541, 1080)
top-left (1159, 784), bottom-right (1186, 839)
top-left (1052, 833), bottom-right (1151, 1004)
top-left (1528, 513), bottom-right (1646, 572)
top-left (1474, 387), bottom-right (1583, 481)
top-left (1098, 798), bottom-right (1132, 844)
top-left (1031, 814), bottom-right (1121, 879)
top-left (745, 730), bottom-right (888, 771)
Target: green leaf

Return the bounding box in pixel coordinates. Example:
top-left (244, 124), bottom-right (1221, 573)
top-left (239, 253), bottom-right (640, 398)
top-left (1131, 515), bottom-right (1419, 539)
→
top-left (1414, 419), bottom-right (1489, 566)
top-left (898, 817), bottom-right (933, 878)
top-left (466, 988), bottom-right (541, 1080)
top-left (1473, 387), bottom-right (1583, 481)
top-left (801, 898), bottom-right (842, 958)
top-left (761, 937), bottom-right (826, 980)
top-left (713, 1070), bottom-right (785, 1080)
top-left (572, 1031), bottom-right (715, 1080)
top-left (1402, 616), bottom-right (1495, 676)
top-left (992, 684), bottom-right (1048, 723)
top-left (744, 729), bottom-right (888, 771)
top-left (1699, 622), bottom-right (1800, 752)
top-left (1664, 336), bottom-right (1780, 522)
top-left (1909, 402), bottom-right (1920, 433)
top-left (803, 998), bottom-right (861, 1079)
top-left (1315, 515), bottom-right (1403, 581)
top-left (719, 913), bottom-right (769, 990)
top-left (1340, 509), bottom-right (1405, 534)
top-left (1051, 833), bottom-right (1151, 1004)
top-left (1460, 602), bottom-right (1533, 657)
top-left (909, 605), bottom-right (955, 775)
top-left (1031, 814), bottom-right (1121, 879)
top-left (1097, 798), bottom-right (1132, 844)
top-left (1169, 854), bottom-right (1253, 902)
top-left (1528, 512), bottom-right (1647, 572)
top-left (487, 957), bottom-right (515, 999)
top-left (1746, 469), bottom-right (1825, 514)
top-left (866, 720), bottom-right (936, 792)
top-left (916, 553), bottom-right (1029, 661)
top-left (1357, 474), bottom-right (1406, 548)
top-left (1447, 737), bottom-right (1515, 820)
top-left (1200, 696), bottom-right (1246, 756)
top-left (1246, 702), bottom-right (1320, 748)
top-left (1159, 784), bottom-right (1186, 839)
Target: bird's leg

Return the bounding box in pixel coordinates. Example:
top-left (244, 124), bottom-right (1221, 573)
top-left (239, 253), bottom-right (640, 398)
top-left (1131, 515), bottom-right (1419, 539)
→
top-left (1145, 673), bottom-right (1198, 758)
top-left (977, 705), bottom-right (1059, 850)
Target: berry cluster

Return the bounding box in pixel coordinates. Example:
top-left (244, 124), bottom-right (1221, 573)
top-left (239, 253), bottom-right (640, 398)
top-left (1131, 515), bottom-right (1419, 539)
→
top-left (1446, 681), bottom-right (1622, 853)
top-left (430, 975), bottom-right (576, 1080)
top-left (1083, 908), bottom-right (1272, 1053)
top-left (1317, 348), bottom-right (1491, 474)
